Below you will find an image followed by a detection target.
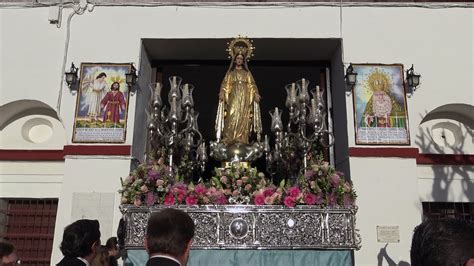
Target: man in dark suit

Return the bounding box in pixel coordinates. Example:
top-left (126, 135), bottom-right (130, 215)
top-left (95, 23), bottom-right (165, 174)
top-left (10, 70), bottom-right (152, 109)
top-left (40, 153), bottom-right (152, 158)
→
top-left (145, 208), bottom-right (195, 266)
top-left (0, 241), bottom-right (19, 265)
top-left (411, 218), bottom-right (474, 266)
top-left (57, 219), bottom-right (101, 266)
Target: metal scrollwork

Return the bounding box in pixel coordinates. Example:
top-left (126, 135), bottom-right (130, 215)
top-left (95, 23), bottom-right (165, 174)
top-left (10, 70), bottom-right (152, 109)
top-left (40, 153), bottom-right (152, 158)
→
top-left (121, 205), bottom-right (360, 250)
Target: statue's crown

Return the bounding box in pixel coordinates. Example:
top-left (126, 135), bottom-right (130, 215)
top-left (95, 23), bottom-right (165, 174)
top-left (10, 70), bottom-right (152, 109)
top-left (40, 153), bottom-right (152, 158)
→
top-left (227, 36), bottom-right (255, 61)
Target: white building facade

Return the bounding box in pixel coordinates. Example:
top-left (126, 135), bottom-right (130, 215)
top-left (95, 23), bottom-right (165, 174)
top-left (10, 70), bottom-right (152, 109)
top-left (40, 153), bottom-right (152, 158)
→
top-left (0, 1), bottom-right (473, 265)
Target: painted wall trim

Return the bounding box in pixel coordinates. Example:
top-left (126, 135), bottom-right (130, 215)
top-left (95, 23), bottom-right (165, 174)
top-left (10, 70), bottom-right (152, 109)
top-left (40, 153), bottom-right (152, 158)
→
top-left (63, 145), bottom-right (132, 156)
top-left (0, 145), bottom-right (132, 160)
top-left (349, 147), bottom-right (419, 158)
top-left (417, 154), bottom-right (474, 165)
top-left (0, 150), bottom-right (64, 161)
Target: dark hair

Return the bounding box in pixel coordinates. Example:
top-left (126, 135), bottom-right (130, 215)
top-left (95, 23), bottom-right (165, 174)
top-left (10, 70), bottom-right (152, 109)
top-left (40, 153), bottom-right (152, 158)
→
top-left (96, 72), bottom-right (107, 79)
top-left (146, 208), bottom-right (195, 257)
top-left (105, 237), bottom-right (118, 251)
top-left (411, 219), bottom-right (474, 266)
top-left (0, 241), bottom-right (15, 259)
top-left (60, 219), bottom-right (101, 258)
top-left (110, 82), bottom-right (120, 91)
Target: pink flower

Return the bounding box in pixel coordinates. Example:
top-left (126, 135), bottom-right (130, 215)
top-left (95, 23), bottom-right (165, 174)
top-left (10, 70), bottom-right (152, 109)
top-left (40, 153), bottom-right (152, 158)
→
top-left (195, 184), bottom-right (207, 195)
top-left (245, 184), bottom-right (252, 192)
top-left (330, 174), bottom-right (341, 187)
top-left (147, 169), bottom-right (160, 181)
top-left (264, 196), bottom-right (275, 205)
top-left (263, 187), bottom-right (275, 197)
top-left (328, 192), bottom-right (338, 206)
top-left (140, 185), bottom-right (149, 193)
top-left (304, 193), bottom-right (317, 205)
top-left (202, 196), bottom-right (210, 204)
top-left (220, 176), bottom-right (228, 184)
top-left (146, 192), bottom-right (156, 206)
top-left (186, 195), bottom-right (198, 205)
top-left (236, 180), bottom-right (243, 187)
top-left (176, 191), bottom-right (186, 203)
top-left (215, 194), bottom-right (227, 205)
top-left (155, 179), bottom-right (164, 187)
top-left (242, 176), bottom-right (249, 183)
top-left (343, 194), bottom-right (354, 206)
top-left (315, 193), bottom-right (324, 205)
top-left (232, 190), bottom-right (240, 197)
top-left (224, 189), bottom-right (232, 196)
top-left (287, 186), bottom-right (301, 198)
top-left (254, 193), bottom-right (265, 205)
top-left (283, 196), bottom-right (296, 208)
top-left (164, 193), bottom-right (175, 206)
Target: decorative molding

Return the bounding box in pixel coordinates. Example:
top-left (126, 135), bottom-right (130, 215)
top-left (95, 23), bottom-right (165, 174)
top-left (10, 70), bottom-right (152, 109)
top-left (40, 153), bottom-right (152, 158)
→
top-left (63, 145), bottom-right (132, 156)
top-left (0, 145), bottom-right (131, 160)
top-left (0, 150), bottom-right (64, 161)
top-left (349, 148), bottom-right (474, 165)
top-left (417, 154), bottom-right (474, 165)
top-left (120, 205), bottom-right (361, 250)
top-left (349, 147), bottom-right (419, 158)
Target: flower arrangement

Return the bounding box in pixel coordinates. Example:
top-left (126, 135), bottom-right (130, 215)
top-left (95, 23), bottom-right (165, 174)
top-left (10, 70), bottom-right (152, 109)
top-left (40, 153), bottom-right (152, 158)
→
top-left (119, 155), bottom-right (357, 208)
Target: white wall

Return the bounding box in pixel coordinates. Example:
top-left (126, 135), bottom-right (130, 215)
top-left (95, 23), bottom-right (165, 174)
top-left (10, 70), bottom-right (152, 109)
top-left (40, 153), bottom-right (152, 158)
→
top-left (350, 157), bottom-right (420, 265)
top-left (0, 161), bottom-right (64, 198)
top-left (51, 157), bottom-right (129, 264)
top-left (1, 4), bottom-right (472, 266)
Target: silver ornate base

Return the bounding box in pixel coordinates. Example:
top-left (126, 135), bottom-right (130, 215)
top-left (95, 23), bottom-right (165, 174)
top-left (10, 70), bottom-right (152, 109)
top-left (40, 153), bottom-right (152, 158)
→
top-left (120, 205), bottom-right (361, 250)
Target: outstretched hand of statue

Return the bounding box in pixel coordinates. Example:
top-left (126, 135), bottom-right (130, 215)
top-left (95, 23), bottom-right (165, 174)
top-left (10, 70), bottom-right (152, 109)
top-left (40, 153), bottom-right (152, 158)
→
top-left (219, 91), bottom-right (226, 102)
top-left (254, 94), bottom-right (261, 103)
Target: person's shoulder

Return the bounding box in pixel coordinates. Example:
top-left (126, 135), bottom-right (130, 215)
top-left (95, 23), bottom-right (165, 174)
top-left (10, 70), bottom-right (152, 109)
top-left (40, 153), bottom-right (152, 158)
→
top-left (57, 256), bottom-right (87, 266)
top-left (146, 256), bottom-right (180, 266)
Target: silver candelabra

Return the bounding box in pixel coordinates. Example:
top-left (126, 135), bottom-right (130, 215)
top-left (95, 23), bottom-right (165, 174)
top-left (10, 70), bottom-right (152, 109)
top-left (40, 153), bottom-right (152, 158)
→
top-left (147, 76), bottom-right (207, 181)
top-left (265, 78), bottom-right (334, 180)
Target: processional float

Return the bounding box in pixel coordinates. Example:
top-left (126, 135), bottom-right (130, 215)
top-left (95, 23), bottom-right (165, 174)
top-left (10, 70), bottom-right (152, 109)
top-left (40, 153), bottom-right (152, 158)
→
top-left (119, 36), bottom-right (360, 250)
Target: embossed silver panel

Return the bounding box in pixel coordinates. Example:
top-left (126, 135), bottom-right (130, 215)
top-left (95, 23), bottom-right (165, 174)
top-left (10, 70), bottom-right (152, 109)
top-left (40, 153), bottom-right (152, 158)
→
top-left (120, 205), bottom-right (361, 250)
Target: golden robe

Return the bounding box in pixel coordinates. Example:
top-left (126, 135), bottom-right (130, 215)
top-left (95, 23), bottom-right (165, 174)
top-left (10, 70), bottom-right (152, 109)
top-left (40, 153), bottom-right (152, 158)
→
top-left (219, 69), bottom-right (260, 144)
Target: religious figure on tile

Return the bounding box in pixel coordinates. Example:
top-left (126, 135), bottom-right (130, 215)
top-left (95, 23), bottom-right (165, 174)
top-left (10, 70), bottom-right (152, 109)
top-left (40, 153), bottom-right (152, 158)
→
top-left (215, 36), bottom-right (262, 145)
top-left (85, 72), bottom-right (108, 121)
top-left (361, 69), bottom-right (404, 128)
top-left (101, 81), bottom-right (126, 124)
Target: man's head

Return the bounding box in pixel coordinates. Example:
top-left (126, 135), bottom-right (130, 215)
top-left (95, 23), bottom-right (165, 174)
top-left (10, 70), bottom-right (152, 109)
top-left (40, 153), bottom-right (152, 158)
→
top-left (145, 208), bottom-right (195, 264)
top-left (60, 219), bottom-right (101, 262)
top-left (411, 219), bottom-right (474, 266)
top-left (0, 241), bottom-right (18, 265)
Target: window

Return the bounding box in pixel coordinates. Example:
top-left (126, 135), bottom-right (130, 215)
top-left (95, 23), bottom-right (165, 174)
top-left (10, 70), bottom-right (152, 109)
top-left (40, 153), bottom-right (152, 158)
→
top-left (0, 198), bottom-right (58, 266)
top-left (422, 202), bottom-right (474, 221)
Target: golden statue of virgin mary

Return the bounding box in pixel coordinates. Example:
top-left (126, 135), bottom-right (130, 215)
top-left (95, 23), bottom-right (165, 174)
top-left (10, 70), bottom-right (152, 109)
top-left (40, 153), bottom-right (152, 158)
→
top-left (215, 37), bottom-right (262, 145)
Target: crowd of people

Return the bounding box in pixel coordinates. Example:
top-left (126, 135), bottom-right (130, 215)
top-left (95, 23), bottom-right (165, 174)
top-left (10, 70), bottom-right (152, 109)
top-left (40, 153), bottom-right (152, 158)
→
top-left (1, 210), bottom-right (472, 266)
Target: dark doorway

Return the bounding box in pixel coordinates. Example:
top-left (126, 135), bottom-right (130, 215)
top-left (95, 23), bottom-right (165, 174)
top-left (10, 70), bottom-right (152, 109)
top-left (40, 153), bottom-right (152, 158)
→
top-left (153, 60), bottom-right (331, 178)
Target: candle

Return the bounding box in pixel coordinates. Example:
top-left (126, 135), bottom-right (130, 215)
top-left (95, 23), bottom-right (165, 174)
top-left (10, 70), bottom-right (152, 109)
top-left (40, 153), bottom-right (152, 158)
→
top-left (315, 85), bottom-right (320, 100)
top-left (182, 84), bottom-right (189, 98)
top-left (264, 135), bottom-right (270, 151)
top-left (291, 83), bottom-right (296, 101)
